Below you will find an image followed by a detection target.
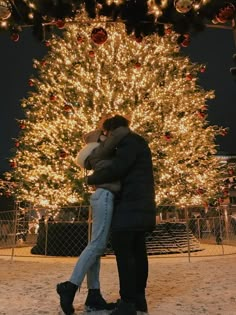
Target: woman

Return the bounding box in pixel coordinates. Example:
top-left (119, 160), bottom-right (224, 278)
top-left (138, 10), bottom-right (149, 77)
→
top-left (56, 126), bottom-right (129, 315)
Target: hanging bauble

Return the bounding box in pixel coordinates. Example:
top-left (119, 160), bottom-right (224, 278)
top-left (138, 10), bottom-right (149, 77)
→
top-left (186, 73), bottom-right (193, 80)
top-left (174, 0), bottom-right (194, 13)
top-left (11, 32), bottom-right (19, 42)
top-left (15, 141), bottom-right (20, 147)
top-left (200, 65), bottom-right (206, 73)
top-left (165, 27), bottom-right (172, 35)
top-left (77, 34), bottom-right (83, 43)
top-left (135, 36), bottom-right (143, 43)
top-left (44, 40), bottom-right (51, 47)
top-left (9, 160), bottom-right (17, 168)
top-left (220, 129), bottom-right (228, 136)
top-left (28, 79), bottom-right (34, 87)
top-left (55, 19), bottom-right (65, 29)
top-left (89, 50), bottom-right (95, 57)
top-left (196, 188), bottom-right (205, 195)
top-left (64, 104), bottom-right (73, 112)
top-left (181, 36), bottom-right (190, 47)
top-left (19, 122), bottom-right (26, 129)
top-left (50, 94), bottom-right (56, 101)
top-left (91, 27), bottom-right (108, 45)
top-left (59, 150), bottom-right (67, 159)
top-left (164, 131), bottom-right (172, 140)
top-left (197, 110), bottom-right (205, 119)
top-left (135, 62), bottom-right (141, 69)
top-left (215, 3), bottom-right (235, 24)
top-left (0, 0), bottom-right (11, 20)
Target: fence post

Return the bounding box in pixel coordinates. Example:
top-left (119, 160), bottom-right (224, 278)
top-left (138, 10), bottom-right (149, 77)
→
top-left (184, 206), bottom-right (191, 262)
top-left (11, 206), bottom-right (18, 263)
top-left (218, 208), bottom-right (225, 255)
top-left (44, 219), bottom-right (48, 256)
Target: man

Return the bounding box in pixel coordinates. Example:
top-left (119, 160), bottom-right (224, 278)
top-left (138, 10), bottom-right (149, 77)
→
top-left (86, 115), bottom-right (156, 315)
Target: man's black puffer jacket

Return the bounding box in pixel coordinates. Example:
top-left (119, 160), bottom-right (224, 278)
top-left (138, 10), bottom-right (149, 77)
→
top-left (87, 131), bottom-right (156, 232)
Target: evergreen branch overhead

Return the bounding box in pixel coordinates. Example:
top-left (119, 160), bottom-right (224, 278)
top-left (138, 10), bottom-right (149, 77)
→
top-left (0, 0), bottom-right (236, 41)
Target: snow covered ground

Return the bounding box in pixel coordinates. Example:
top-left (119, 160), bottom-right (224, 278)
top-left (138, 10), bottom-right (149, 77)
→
top-left (0, 251), bottom-right (236, 315)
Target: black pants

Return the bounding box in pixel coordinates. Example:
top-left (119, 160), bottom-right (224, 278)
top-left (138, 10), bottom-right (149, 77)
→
top-left (111, 231), bottom-right (148, 303)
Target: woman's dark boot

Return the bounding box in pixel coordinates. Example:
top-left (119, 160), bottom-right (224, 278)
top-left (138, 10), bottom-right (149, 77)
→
top-left (85, 288), bottom-right (116, 311)
top-left (56, 281), bottom-right (78, 315)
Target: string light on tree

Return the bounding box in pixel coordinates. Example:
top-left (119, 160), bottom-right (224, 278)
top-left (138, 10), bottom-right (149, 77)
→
top-left (5, 12), bottom-right (224, 207)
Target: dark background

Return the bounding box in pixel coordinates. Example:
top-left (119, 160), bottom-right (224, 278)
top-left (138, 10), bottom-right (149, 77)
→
top-left (0, 26), bottom-right (235, 175)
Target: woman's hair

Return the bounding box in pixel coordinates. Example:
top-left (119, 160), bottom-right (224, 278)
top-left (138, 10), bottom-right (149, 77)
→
top-left (103, 115), bottom-right (130, 131)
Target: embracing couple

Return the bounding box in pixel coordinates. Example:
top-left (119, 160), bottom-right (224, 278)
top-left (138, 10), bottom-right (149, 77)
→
top-left (57, 115), bottom-right (156, 315)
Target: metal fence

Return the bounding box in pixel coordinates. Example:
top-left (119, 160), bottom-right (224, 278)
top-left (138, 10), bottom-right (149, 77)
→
top-left (0, 205), bottom-right (236, 260)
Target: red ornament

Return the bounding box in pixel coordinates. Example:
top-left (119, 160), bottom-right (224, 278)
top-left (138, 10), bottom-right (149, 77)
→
top-left (186, 73), bottom-right (193, 81)
top-left (11, 33), bottom-right (19, 42)
top-left (91, 27), bottom-right (108, 45)
top-left (165, 27), bottom-right (172, 35)
top-left (15, 141), bottom-right (20, 147)
top-left (220, 129), bottom-right (228, 136)
top-left (41, 60), bottom-right (47, 67)
top-left (200, 65), bottom-right (206, 73)
top-left (135, 62), bottom-right (141, 69)
top-left (196, 188), bottom-right (205, 195)
top-left (215, 4), bottom-right (235, 23)
top-left (77, 35), bottom-right (83, 43)
top-left (59, 150), bottom-right (67, 158)
top-left (50, 94), bottom-right (56, 101)
top-left (89, 50), bottom-right (95, 58)
top-left (64, 104), bottom-right (73, 112)
top-left (197, 110), bottom-right (206, 119)
top-left (135, 36), bottom-right (143, 43)
top-left (56, 19), bottom-right (65, 29)
top-left (181, 34), bottom-right (190, 47)
top-left (9, 160), bottom-right (17, 168)
top-left (28, 79), bottom-right (34, 87)
top-left (181, 38), bottom-right (190, 47)
top-left (44, 40), bottom-right (51, 47)
top-left (164, 131), bottom-right (172, 141)
top-left (19, 122), bottom-right (26, 129)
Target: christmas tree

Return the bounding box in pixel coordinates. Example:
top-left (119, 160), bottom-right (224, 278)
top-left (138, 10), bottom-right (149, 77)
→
top-left (5, 13), bottom-right (225, 207)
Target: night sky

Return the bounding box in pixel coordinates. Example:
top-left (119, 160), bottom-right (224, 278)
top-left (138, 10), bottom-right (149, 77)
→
top-left (0, 26), bottom-right (235, 175)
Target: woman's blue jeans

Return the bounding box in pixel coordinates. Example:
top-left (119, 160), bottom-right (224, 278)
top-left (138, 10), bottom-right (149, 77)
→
top-left (70, 188), bottom-right (114, 289)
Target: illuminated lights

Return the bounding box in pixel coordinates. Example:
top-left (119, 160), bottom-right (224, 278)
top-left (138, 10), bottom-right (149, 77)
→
top-left (7, 13), bottom-right (222, 207)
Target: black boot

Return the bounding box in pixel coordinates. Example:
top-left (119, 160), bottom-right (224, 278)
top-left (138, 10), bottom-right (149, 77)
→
top-left (135, 294), bottom-right (148, 312)
top-left (110, 299), bottom-right (137, 315)
top-left (85, 289), bottom-right (117, 311)
top-left (56, 281), bottom-right (78, 315)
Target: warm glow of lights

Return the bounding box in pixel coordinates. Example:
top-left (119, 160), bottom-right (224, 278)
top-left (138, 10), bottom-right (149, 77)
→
top-left (1, 20), bottom-right (7, 28)
top-left (7, 12), bottom-right (222, 207)
top-left (106, 0), bottom-right (124, 5)
top-left (148, 0), bottom-right (163, 17)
